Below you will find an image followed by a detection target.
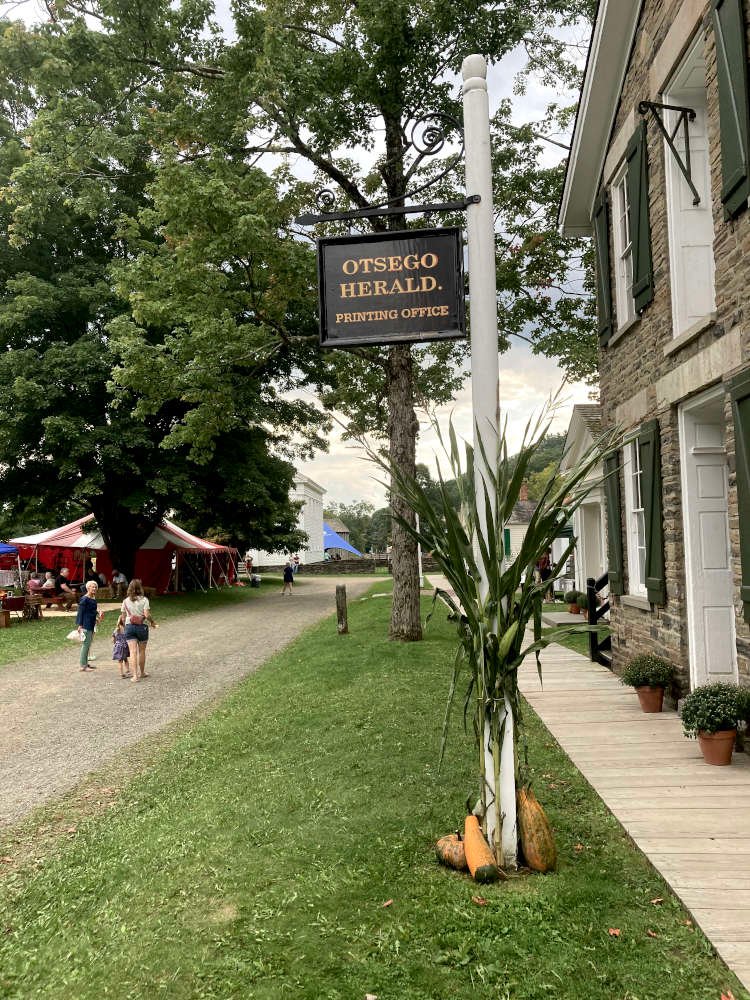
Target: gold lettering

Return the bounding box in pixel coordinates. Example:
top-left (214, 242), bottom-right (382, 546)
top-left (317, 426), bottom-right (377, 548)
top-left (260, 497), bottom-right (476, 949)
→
top-left (403, 253), bottom-right (419, 270)
top-left (342, 259), bottom-right (358, 275)
top-left (339, 282), bottom-right (357, 297)
top-left (421, 252), bottom-right (438, 269)
top-left (357, 281), bottom-right (372, 296)
top-left (373, 280), bottom-right (388, 295)
top-left (387, 256), bottom-right (402, 272)
top-left (374, 257), bottom-right (387, 272)
top-left (421, 276), bottom-right (437, 292)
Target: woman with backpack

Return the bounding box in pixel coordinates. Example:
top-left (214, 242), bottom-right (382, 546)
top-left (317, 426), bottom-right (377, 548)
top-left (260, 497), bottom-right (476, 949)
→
top-left (119, 578), bottom-right (157, 683)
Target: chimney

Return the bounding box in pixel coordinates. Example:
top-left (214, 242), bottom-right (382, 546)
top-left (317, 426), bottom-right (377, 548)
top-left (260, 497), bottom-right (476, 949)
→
top-left (519, 481), bottom-right (528, 502)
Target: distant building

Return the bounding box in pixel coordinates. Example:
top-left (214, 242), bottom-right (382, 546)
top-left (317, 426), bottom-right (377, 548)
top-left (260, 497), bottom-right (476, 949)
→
top-left (247, 473), bottom-right (326, 566)
top-left (561, 405), bottom-right (606, 593)
top-left (323, 516), bottom-right (353, 559)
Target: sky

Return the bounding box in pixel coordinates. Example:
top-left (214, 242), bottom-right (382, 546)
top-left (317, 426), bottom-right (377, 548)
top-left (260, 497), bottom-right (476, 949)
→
top-left (1, 0), bottom-right (595, 509)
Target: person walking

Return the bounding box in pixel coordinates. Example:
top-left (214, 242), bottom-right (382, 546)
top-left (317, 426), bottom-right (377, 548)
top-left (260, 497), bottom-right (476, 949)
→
top-left (119, 578), bottom-right (157, 683)
top-left (281, 561), bottom-right (294, 596)
top-left (76, 581), bottom-right (104, 672)
top-left (112, 623), bottom-right (130, 679)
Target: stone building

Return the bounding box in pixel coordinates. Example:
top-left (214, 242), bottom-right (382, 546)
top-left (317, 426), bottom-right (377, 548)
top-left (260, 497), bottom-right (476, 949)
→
top-left (559, 0), bottom-right (750, 692)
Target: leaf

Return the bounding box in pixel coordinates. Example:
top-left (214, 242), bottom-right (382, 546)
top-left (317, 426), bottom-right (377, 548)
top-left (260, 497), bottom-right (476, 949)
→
top-left (365, 994), bottom-right (379, 1000)
top-left (574, 843), bottom-right (585, 853)
top-left (381, 899), bottom-right (393, 908)
top-left (607, 928), bottom-right (621, 937)
top-left (0, 857), bottom-right (12, 864)
top-left (721, 991), bottom-right (736, 1000)
top-left (646, 929), bottom-right (658, 938)
top-left (66, 826), bottom-right (77, 834)
top-left (650, 896), bottom-right (663, 905)
top-left (471, 896), bottom-right (488, 906)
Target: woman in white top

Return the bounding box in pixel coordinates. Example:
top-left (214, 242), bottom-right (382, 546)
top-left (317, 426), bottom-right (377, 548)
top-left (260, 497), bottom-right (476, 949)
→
top-left (119, 578), bottom-right (157, 683)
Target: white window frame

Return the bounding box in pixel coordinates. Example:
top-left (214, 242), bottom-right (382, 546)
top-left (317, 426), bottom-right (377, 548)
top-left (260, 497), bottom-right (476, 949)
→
top-left (610, 165), bottom-right (635, 330)
top-left (622, 437), bottom-right (647, 598)
top-left (663, 36), bottom-right (716, 338)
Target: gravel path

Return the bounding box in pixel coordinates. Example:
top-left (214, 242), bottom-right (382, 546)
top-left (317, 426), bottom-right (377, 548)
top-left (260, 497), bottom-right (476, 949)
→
top-left (0, 576), bottom-right (377, 827)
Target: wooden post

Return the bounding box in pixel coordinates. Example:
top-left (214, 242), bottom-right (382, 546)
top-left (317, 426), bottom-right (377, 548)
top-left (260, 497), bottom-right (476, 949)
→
top-left (335, 584), bottom-right (349, 635)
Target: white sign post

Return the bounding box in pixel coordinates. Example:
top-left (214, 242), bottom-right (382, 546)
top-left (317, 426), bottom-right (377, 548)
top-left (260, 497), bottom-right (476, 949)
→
top-left (462, 54), bottom-right (517, 869)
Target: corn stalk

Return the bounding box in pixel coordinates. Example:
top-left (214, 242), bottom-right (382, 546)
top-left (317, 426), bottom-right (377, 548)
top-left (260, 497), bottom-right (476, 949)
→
top-left (365, 399), bottom-right (618, 867)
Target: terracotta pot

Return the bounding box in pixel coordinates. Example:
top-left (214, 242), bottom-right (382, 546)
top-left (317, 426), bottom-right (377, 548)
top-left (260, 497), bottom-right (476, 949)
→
top-left (568, 604), bottom-right (579, 615)
top-left (697, 729), bottom-right (736, 766)
top-left (635, 685), bottom-right (664, 713)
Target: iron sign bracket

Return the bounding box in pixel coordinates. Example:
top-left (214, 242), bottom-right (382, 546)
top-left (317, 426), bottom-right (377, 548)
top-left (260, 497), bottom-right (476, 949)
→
top-left (296, 194), bottom-right (480, 227)
top-left (638, 100), bottom-right (700, 206)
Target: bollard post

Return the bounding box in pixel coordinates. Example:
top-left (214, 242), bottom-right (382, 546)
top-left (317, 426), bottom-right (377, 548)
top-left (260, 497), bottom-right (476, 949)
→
top-left (335, 584), bottom-right (348, 634)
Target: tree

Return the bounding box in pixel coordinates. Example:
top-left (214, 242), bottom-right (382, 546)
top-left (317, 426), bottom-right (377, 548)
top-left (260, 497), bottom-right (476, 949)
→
top-left (0, 11), bottom-right (324, 574)
top-left (214, 0), bottom-right (596, 639)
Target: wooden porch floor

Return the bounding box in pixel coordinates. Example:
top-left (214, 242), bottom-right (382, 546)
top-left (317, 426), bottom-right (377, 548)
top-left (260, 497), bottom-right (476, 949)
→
top-left (519, 642), bottom-right (750, 991)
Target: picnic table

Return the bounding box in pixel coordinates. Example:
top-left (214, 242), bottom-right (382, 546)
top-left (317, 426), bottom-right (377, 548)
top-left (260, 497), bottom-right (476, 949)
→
top-left (0, 594), bottom-right (46, 623)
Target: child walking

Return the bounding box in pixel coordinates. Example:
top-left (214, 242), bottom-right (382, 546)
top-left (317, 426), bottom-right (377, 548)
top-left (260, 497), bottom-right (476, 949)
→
top-left (112, 623), bottom-right (131, 679)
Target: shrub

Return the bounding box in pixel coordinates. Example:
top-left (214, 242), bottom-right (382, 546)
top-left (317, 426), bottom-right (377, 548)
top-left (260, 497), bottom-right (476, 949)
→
top-left (681, 682), bottom-right (744, 737)
top-left (620, 655), bottom-right (674, 689)
top-left (563, 590), bottom-right (579, 604)
top-left (577, 593), bottom-right (589, 611)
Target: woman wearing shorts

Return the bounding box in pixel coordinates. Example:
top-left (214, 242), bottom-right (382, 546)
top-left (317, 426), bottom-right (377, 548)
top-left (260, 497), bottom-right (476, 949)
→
top-left (119, 578), bottom-right (157, 683)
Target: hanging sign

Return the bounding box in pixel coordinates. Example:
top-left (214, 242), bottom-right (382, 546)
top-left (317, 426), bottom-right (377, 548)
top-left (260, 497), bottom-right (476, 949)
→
top-left (318, 227), bottom-right (465, 347)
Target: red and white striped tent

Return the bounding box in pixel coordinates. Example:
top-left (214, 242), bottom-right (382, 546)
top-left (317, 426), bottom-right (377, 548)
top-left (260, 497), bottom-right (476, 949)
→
top-left (10, 515), bottom-right (238, 593)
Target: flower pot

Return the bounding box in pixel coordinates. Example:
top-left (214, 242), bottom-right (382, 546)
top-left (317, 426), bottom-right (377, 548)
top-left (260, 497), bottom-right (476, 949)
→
top-left (697, 729), bottom-right (736, 766)
top-left (635, 685), bottom-right (664, 713)
top-left (568, 604), bottom-right (579, 615)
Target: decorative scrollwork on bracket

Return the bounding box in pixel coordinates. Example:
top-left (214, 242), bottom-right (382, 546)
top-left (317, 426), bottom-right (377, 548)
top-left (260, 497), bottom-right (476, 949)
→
top-left (305, 112), bottom-right (466, 222)
top-left (410, 113), bottom-right (462, 157)
top-left (315, 189), bottom-right (337, 213)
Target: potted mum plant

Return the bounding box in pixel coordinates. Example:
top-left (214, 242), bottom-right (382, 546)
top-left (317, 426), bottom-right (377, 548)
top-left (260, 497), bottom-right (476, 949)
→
top-left (681, 682), bottom-right (745, 765)
top-left (564, 590), bottom-right (580, 614)
top-left (576, 592), bottom-right (589, 617)
top-left (620, 654), bottom-right (674, 713)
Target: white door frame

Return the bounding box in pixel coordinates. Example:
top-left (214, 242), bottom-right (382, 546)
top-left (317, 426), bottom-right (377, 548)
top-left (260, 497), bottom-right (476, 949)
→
top-left (679, 385), bottom-right (737, 689)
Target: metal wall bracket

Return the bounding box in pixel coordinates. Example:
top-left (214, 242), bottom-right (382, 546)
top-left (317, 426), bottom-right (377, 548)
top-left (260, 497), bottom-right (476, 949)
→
top-left (296, 194), bottom-right (480, 227)
top-left (638, 100), bottom-right (700, 205)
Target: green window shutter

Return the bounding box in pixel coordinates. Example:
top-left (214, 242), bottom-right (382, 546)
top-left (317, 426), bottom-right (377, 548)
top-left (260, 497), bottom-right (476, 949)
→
top-left (638, 420), bottom-right (666, 605)
top-left (730, 368), bottom-right (750, 622)
top-left (503, 526), bottom-right (511, 556)
top-left (603, 453), bottom-right (624, 595)
top-left (591, 190), bottom-right (613, 345)
top-left (625, 120), bottom-right (654, 313)
top-left (713, 0), bottom-right (750, 219)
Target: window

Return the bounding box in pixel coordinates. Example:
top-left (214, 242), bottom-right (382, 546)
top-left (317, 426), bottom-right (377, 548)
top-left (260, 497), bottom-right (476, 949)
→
top-left (623, 438), bottom-right (647, 597)
top-left (664, 37), bottom-right (716, 336)
top-left (611, 166), bottom-right (635, 329)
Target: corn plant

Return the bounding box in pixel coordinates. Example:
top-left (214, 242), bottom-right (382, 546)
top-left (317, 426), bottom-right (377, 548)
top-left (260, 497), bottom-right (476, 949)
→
top-left (365, 402), bottom-right (618, 864)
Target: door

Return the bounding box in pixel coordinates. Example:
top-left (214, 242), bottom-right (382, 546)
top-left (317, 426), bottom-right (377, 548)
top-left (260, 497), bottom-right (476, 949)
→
top-left (680, 393), bottom-right (737, 686)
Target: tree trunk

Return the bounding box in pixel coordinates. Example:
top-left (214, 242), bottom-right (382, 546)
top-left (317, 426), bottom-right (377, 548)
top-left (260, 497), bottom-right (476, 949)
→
top-left (387, 344), bottom-right (422, 641)
top-left (89, 499), bottom-right (162, 581)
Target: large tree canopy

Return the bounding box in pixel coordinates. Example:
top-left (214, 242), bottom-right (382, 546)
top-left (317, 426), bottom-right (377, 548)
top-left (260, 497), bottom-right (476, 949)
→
top-left (0, 9), bottom-right (323, 571)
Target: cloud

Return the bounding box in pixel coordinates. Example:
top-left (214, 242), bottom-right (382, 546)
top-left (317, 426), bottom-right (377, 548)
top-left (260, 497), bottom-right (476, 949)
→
top-left (302, 340), bottom-right (595, 508)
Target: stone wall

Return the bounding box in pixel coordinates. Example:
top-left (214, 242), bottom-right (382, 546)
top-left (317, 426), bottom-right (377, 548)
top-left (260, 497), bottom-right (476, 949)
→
top-left (598, 0), bottom-right (750, 684)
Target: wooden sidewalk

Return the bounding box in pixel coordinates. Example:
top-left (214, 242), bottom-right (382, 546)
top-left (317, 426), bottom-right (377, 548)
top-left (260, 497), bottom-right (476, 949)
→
top-left (519, 642), bottom-right (750, 991)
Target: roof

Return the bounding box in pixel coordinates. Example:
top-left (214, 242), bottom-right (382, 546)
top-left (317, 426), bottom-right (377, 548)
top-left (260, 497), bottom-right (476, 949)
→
top-left (558, 0), bottom-right (642, 235)
top-left (10, 515), bottom-right (234, 553)
top-left (561, 404), bottom-right (603, 472)
top-left (294, 472), bottom-right (326, 496)
top-left (508, 500), bottom-right (538, 524)
top-left (324, 516), bottom-right (350, 535)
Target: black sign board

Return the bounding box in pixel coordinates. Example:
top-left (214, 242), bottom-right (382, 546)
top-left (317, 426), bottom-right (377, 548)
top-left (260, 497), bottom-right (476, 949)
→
top-left (318, 227), bottom-right (465, 348)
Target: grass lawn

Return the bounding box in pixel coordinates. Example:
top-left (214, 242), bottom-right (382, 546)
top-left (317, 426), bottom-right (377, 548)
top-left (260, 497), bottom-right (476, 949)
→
top-left (0, 578), bottom-right (284, 668)
top-left (0, 582), bottom-right (744, 999)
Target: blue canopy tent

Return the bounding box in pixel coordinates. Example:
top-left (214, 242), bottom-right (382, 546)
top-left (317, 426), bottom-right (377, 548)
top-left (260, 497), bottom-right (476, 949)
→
top-left (323, 522), bottom-right (362, 557)
top-left (0, 542), bottom-right (22, 586)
